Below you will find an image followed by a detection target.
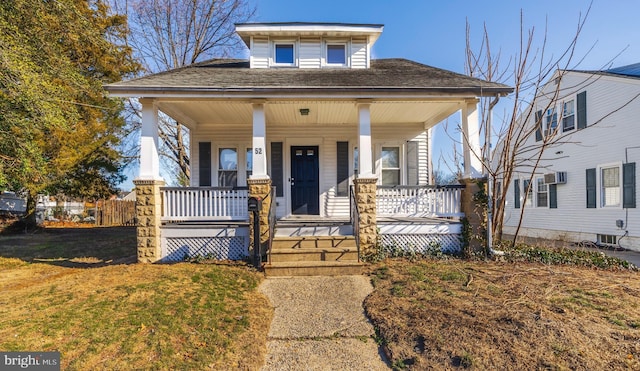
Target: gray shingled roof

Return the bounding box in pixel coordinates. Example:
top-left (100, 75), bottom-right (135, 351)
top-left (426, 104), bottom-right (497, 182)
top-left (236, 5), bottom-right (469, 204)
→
top-left (106, 58), bottom-right (513, 96)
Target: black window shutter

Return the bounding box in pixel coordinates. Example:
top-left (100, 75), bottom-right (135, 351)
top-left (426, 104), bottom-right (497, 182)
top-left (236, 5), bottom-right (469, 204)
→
top-left (336, 142), bottom-right (349, 196)
top-left (623, 162), bottom-right (636, 208)
top-left (271, 142), bottom-right (284, 197)
top-left (586, 168), bottom-right (596, 208)
top-left (514, 179), bottom-right (520, 209)
top-left (577, 91), bottom-right (587, 129)
top-left (549, 184), bottom-right (558, 209)
top-left (407, 141), bottom-right (419, 186)
top-left (535, 110), bottom-right (543, 142)
top-left (198, 142), bottom-right (211, 186)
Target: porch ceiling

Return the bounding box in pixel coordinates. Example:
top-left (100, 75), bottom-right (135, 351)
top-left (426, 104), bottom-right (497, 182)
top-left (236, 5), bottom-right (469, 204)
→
top-left (156, 99), bottom-right (464, 130)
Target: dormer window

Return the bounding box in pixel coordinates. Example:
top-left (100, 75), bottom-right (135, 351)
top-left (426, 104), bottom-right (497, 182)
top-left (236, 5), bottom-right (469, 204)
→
top-left (274, 43), bottom-right (295, 65)
top-left (326, 43), bottom-right (347, 66)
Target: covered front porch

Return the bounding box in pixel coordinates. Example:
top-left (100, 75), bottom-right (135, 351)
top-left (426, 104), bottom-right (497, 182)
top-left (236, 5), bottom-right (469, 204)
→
top-left (157, 183), bottom-right (466, 266)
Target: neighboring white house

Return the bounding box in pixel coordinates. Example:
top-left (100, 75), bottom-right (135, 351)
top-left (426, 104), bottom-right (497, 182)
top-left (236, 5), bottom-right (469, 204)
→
top-left (501, 63), bottom-right (640, 252)
top-left (106, 22), bottom-right (512, 263)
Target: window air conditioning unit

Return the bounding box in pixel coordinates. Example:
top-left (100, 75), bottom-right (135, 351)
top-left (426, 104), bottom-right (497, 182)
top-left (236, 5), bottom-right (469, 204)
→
top-left (544, 171), bottom-right (567, 184)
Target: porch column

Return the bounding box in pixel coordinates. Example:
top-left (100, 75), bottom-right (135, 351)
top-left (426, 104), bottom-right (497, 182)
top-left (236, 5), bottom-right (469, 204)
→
top-left (139, 98), bottom-right (161, 180)
top-left (134, 98), bottom-right (164, 263)
top-left (357, 102), bottom-right (374, 178)
top-left (461, 100), bottom-right (482, 179)
top-left (460, 100), bottom-right (486, 255)
top-left (355, 102), bottom-right (378, 257)
top-left (251, 102), bottom-right (269, 179)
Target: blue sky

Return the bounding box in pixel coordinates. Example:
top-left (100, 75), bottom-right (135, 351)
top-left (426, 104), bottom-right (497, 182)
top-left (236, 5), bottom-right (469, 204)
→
top-left (120, 0), bottom-right (639, 189)
top-left (251, 0), bottom-right (639, 176)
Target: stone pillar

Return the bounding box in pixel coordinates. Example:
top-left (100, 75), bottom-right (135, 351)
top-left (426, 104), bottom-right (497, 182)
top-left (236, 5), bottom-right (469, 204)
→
top-left (248, 178), bottom-right (272, 259)
top-left (354, 178), bottom-right (378, 256)
top-left (133, 179), bottom-right (165, 263)
top-left (459, 178), bottom-right (487, 256)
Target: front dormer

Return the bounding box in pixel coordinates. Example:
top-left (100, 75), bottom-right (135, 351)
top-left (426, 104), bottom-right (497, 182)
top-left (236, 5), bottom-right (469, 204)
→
top-left (235, 22), bottom-right (383, 69)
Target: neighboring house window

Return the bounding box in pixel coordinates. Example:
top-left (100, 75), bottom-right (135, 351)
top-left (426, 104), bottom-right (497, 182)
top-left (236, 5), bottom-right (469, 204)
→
top-left (587, 163), bottom-right (636, 208)
top-left (601, 166), bottom-right (621, 207)
top-left (535, 90), bottom-right (586, 141)
top-left (246, 148), bottom-right (253, 182)
top-left (326, 44), bottom-right (346, 65)
top-left (381, 147), bottom-right (400, 185)
top-left (562, 99), bottom-right (575, 132)
top-left (218, 148), bottom-right (237, 187)
top-left (274, 43), bottom-right (294, 65)
top-left (545, 107), bottom-right (558, 136)
top-left (536, 177), bottom-right (548, 207)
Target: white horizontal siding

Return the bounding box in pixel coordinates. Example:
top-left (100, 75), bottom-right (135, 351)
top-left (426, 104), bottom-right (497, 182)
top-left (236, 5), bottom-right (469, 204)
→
top-left (350, 38), bottom-right (368, 69)
top-left (250, 37), bottom-right (269, 69)
top-left (502, 71), bottom-right (640, 251)
top-left (412, 131), bottom-right (429, 185)
top-left (299, 38), bottom-right (321, 69)
top-left (191, 122), bottom-right (430, 218)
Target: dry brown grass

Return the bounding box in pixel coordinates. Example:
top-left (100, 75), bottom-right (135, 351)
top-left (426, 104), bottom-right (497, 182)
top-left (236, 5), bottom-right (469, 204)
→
top-left (0, 227), bottom-right (272, 370)
top-left (365, 259), bottom-right (640, 370)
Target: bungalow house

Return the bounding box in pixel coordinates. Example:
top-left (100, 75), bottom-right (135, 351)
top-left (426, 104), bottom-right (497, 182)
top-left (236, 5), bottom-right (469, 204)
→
top-left (106, 22), bottom-right (512, 274)
top-left (501, 63), bottom-right (640, 252)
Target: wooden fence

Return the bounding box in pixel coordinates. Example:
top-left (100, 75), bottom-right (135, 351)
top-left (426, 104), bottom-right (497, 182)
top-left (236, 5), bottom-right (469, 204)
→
top-left (96, 200), bottom-right (136, 226)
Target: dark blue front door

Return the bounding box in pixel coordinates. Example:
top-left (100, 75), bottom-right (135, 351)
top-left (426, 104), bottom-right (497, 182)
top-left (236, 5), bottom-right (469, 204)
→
top-left (290, 146), bottom-right (319, 215)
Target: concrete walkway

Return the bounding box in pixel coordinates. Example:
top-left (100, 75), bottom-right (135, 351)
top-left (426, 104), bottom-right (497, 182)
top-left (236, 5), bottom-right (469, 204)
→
top-left (259, 275), bottom-right (389, 371)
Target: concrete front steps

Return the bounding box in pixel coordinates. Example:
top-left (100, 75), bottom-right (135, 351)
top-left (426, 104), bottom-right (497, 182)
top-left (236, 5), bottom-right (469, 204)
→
top-left (264, 235), bottom-right (363, 276)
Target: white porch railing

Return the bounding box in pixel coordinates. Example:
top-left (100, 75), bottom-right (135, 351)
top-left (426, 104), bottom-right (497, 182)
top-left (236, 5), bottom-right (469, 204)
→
top-left (377, 185), bottom-right (464, 218)
top-left (161, 187), bottom-right (249, 221)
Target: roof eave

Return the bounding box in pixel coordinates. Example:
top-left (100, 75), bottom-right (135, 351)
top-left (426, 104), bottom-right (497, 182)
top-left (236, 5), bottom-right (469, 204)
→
top-left (105, 85), bottom-right (513, 99)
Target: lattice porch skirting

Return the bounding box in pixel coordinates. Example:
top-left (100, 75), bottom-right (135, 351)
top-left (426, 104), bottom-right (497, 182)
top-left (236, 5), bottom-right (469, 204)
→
top-left (162, 236), bottom-right (249, 262)
top-left (379, 233), bottom-right (461, 255)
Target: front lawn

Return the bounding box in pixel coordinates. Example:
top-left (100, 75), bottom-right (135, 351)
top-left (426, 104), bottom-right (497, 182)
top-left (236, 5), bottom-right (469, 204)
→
top-left (365, 257), bottom-right (640, 370)
top-left (0, 227), bottom-right (272, 370)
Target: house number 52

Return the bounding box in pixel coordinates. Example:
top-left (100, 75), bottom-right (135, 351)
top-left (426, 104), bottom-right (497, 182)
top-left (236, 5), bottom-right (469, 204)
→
top-left (254, 148), bottom-right (263, 154)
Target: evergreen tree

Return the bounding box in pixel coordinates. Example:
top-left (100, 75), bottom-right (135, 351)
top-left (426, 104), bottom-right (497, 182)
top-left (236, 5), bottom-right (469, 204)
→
top-left (0, 0), bottom-right (139, 219)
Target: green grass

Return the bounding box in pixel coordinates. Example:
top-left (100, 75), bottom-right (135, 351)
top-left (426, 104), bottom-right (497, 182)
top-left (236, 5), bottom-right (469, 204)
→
top-left (0, 227), bottom-right (272, 370)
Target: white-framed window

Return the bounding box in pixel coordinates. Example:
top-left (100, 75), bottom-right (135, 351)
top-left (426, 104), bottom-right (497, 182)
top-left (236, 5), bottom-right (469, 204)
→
top-left (218, 147), bottom-right (237, 187)
top-left (273, 42), bottom-right (295, 66)
top-left (562, 99), bottom-right (575, 132)
top-left (601, 165), bottom-right (621, 207)
top-left (381, 146), bottom-right (401, 185)
top-left (536, 177), bottom-right (548, 207)
top-left (326, 43), bottom-right (347, 66)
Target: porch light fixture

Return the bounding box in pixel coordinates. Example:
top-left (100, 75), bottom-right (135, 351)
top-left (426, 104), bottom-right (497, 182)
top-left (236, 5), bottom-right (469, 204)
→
top-left (299, 108), bottom-right (310, 116)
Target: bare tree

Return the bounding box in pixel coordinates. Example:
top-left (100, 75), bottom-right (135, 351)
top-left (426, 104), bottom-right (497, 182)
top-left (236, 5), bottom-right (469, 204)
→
top-left (461, 8), bottom-right (592, 246)
top-left (111, 0), bottom-right (255, 185)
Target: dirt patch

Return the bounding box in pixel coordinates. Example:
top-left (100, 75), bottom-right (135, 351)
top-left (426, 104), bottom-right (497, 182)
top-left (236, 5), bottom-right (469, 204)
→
top-left (365, 259), bottom-right (640, 370)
